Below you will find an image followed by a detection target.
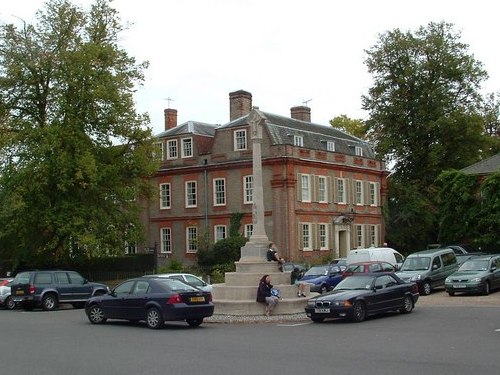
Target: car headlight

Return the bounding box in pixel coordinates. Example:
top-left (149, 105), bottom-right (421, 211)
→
top-left (331, 301), bottom-right (351, 307)
top-left (470, 277), bottom-right (482, 283)
top-left (410, 274), bottom-right (422, 281)
top-left (445, 278), bottom-right (451, 283)
top-left (306, 300), bottom-right (316, 307)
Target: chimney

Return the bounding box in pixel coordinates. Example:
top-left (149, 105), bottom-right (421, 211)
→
top-left (291, 106), bottom-right (311, 122)
top-left (229, 90), bottom-right (252, 121)
top-left (164, 108), bottom-right (177, 130)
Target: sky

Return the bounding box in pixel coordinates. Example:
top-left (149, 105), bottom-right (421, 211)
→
top-left (2, 0), bottom-right (500, 135)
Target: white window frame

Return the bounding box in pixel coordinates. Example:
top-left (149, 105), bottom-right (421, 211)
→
top-left (181, 137), bottom-right (193, 158)
top-left (213, 178), bottom-right (226, 206)
top-left (185, 181), bottom-right (197, 208)
top-left (301, 223), bottom-right (312, 251)
top-left (243, 175), bottom-right (253, 204)
top-left (319, 224), bottom-right (328, 250)
top-left (244, 224), bottom-right (253, 238)
top-left (318, 176), bottom-right (327, 203)
top-left (154, 142), bottom-right (163, 161)
top-left (214, 225), bottom-right (227, 242)
top-left (355, 180), bottom-right (364, 205)
top-left (355, 146), bottom-right (363, 156)
top-left (337, 178), bottom-right (346, 204)
top-left (369, 225), bottom-right (378, 247)
top-left (167, 139), bottom-right (178, 160)
top-left (355, 225), bottom-right (364, 248)
top-left (327, 141), bottom-right (335, 152)
top-left (186, 227), bottom-right (198, 253)
top-left (160, 183), bottom-right (171, 209)
top-left (294, 135), bottom-right (304, 147)
top-left (234, 129), bottom-right (247, 151)
top-left (160, 227), bottom-right (172, 254)
top-left (301, 174), bottom-right (311, 202)
top-left (369, 182), bottom-right (378, 206)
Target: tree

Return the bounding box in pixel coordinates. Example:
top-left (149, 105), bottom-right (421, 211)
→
top-left (0, 0), bottom-right (156, 267)
top-left (434, 170), bottom-right (480, 244)
top-left (362, 21), bottom-right (495, 251)
top-left (329, 115), bottom-right (368, 140)
top-left (362, 21), bottom-right (490, 187)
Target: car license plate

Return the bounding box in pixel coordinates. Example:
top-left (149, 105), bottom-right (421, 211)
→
top-left (16, 290), bottom-right (24, 295)
top-left (190, 296), bottom-right (205, 302)
top-left (454, 284), bottom-right (466, 288)
top-left (315, 308), bottom-right (330, 313)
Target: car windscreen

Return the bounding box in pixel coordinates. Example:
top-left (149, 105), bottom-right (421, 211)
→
top-left (304, 266), bottom-right (329, 276)
top-left (156, 278), bottom-right (200, 292)
top-left (334, 276), bottom-right (375, 290)
top-left (401, 257), bottom-right (431, 271)
top-left (459, 259), bottom-right (489, 271)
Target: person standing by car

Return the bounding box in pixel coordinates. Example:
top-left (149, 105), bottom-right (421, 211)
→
top-left (291, 267), bottom-right (306, 297)
top-left (256, 274), bottom-right (279, 316)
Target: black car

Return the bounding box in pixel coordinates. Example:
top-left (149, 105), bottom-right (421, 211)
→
top-left (305, 273), bottom-right (419, 323)
top-left (85, 277), bottom-right (214, 329)
top-left (10, 270), bottom-right (109, 311)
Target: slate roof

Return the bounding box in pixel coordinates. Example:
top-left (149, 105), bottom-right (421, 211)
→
top-left (156, 121), bottom-right (217, 138)
top-left (219, 111), bottom-right (375, 158)
top-left (461, 153), bottom-right (500, 175)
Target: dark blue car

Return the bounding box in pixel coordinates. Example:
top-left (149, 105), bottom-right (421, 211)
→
top-left (300, 264), bottom-right (344, 293)
top-left (85, 277), bottom-right (214, 329)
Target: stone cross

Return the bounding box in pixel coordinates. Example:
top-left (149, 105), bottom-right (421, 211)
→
top-left (239, 108), bottom-right (270, 261)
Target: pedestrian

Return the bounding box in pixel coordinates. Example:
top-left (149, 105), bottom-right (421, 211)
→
top-left (256, 274), bottom-right (279, 316)
top-left (266, 242), bottom-right (285, 266)
top-left (291, 267), bottom-right (306, 297)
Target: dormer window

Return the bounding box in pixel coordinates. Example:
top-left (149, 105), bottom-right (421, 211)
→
top-left (167, 139), bottom-right (178, 159)
top-left (234, 129), bottom-right (247, 151)
top-left (327, 141), bottom-right (335, 152)
top-left (294, 135), bottom-right (303, 147)
top-left (153, 142), bottom-right (163, 161)
top-left (181, 138), bottom-right (193, 158)
top-left (355, 146), bottom-right (363, 156)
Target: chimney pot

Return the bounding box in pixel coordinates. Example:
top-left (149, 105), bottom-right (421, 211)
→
top-left (164, 108), bottom-right (177, 130)
top-left (229, 90), bottom-right (252, 121)
top-left (290, 106), bottom-right (311, 122)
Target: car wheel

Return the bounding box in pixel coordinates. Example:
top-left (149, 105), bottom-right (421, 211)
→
top-left (351, 301), bottom-right (367, 322)
top-left (146, 307), bottom-right (163, 329)
top-left (311, 316), bottom-right (325, 323)
top-left (186, 318), bottom-right (203, 327)
top-left (42, 294), bottom-right (58, 311)
top-left (447, 291), bottom-right (455, 296)
top-left (5, 295), bottom-right (16, 310)
top-left (483, 281), bottom-right (490, 296)
top-left (400, 295), bottom-right (413, 314)
top-left (87, 304), bottom-right (107, 324)
top-left (421, 281), bottom-right (431, 296)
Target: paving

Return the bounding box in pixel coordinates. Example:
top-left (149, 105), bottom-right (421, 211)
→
top-left (205, 288), bottom-right (500, 323)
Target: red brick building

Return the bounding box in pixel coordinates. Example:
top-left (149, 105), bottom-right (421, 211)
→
top-left (143, 90), bottom-right (388, 267)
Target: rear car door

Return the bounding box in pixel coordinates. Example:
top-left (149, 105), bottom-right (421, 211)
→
top-left (54, 272), bottom-right (73, 302)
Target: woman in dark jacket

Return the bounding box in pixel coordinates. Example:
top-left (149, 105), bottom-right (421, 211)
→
top-left (256, 274), bottom-right (279, 316)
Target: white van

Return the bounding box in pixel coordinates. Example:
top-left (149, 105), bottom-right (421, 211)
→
top-left (346, 247), bottom-right (405, 269)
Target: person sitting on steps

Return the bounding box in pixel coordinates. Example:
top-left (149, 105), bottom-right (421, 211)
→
top-left (256, 274), bottom-right (280, 317)
top-left (266, 242), bottom-right (285, 270)
top-left (291, 267), bottom-right (306, 297)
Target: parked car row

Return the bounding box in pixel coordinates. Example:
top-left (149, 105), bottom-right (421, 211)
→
top-left (5, 269), bottom-right (215, 329)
